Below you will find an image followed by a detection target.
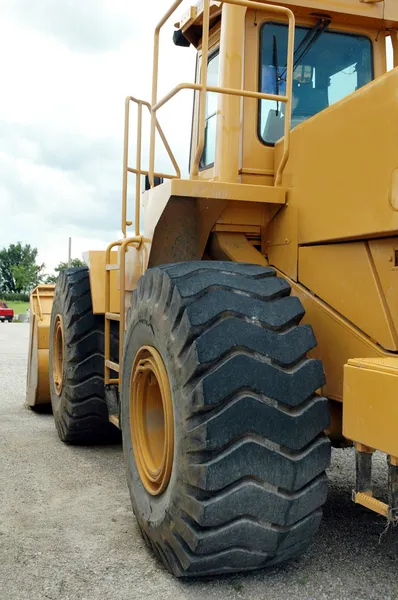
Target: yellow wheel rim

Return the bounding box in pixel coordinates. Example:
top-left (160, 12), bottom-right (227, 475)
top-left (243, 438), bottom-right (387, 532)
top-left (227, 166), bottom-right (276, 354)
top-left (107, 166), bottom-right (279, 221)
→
top-left (52, 314), bottom-right (64, 396)
top-left (130, 346), bottom-right (174, 496)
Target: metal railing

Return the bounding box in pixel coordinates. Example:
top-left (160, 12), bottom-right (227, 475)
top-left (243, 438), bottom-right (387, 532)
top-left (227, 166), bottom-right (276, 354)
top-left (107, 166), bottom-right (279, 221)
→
top-left (30, 285), bottom-right (55, 321)
top-left (104, 236), bottom-right (142, 385)
top-left (121, 97), bottom-right (180, 237)
top-left (149, 0), bottom-right (295, 187)
top-left (105, 0), bottom-right (295, 387)
top-left (122, 0), bottom-right (295, 235)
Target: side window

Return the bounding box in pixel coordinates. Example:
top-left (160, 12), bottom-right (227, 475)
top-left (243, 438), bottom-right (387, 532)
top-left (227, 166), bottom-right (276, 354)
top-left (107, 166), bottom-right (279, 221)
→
top-left (201, 51), bottom-right (219, 168)
top-left (258, 23), bottom-right (373, 145)
top-left (328, 63), bottom-right (366, 104)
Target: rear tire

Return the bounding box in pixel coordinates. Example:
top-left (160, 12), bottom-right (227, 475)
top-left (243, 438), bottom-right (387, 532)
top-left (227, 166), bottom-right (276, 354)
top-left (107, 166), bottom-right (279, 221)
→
top-left (49, 267), bottom-right (119, 444)
top-left (121, 262), bottom-right (331, 577)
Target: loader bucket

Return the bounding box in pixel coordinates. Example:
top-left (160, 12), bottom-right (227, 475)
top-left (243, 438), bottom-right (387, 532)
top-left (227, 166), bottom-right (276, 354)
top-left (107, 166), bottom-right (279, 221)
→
top-left (26, 285), bottom-right (55, 408)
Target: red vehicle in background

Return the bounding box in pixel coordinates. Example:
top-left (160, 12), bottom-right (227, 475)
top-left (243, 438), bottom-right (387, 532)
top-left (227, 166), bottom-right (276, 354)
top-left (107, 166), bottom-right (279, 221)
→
top-left (0, 301), bottom-right (14, 322)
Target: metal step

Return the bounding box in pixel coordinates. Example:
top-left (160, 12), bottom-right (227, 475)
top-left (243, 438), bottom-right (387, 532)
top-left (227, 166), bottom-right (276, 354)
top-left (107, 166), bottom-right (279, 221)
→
top-left (105, 312), bottom-right (120, 321)
top-left (105, 359), bottom-right (120, 373)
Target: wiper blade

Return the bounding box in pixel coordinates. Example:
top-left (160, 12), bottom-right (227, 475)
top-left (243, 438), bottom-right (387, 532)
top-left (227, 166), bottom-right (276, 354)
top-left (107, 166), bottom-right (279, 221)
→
top-left (272, 35), bottom-right (280, 115)
top-left (279, 16), bottom-right (331, 82)
top-left (293, 17), bottom-right (331, 70)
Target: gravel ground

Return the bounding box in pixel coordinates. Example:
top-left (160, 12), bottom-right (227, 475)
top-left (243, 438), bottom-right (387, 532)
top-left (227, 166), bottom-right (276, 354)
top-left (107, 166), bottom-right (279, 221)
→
top-left (1, 323), bottom-right (398, 600)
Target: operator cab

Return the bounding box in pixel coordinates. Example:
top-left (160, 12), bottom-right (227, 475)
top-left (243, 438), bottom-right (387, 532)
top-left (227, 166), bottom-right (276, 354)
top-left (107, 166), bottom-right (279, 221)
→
top-left (174, 0), bottom-right (392, 186)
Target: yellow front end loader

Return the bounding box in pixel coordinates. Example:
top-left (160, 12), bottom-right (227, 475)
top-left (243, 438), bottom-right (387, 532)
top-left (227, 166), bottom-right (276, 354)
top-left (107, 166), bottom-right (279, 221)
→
top-left (27, 0), bottom-right (398, 577)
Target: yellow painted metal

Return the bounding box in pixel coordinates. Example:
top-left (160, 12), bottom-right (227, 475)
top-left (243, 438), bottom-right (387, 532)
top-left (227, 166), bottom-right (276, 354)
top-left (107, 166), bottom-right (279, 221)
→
top-left (130, 346), bottom-right (174, 496)
top-left (392, 31), bottom-right (398, 67)
top-left (353, 492), bottom-right (389, 518)
top-left (355, 442), bottom-right (375, 454)
top-left (87, 250), bottom-right (119, 315)
top-left (100, 0), bottom-right (396, 459)
top-left (149, 0), bottom-right (185, 186)
top-left (343, 357), bottom-right (398, 457)
top-left (391, 455), bottom-right (398, 467)
top-left (148, 0), bottom-right (294, 186)
top-left (52, 314), bottom-right (64, 396)
top-left (109, 415), bottom-right (120, 428)
top-left (167, 178), bottom-right (285, 203)
top-left (230, 0), bottom-right (398, 26)
top-left (299, 243), bottom-right (398, 351)
top-left (265, 205), bottom-right (298, 280)
top-left (105, 312), bottom-right (120, 322)
top-left (122, 96), bottom-right (180, 237)
top-left (285, 273), bottom-right (391, 403)
top-left (368, 238), bottom-right (398, 337)
top-left (106, 360), bottom-right (120, 373)
top-left (104, 237), bottom-right (147, 386)
top-left (26, 285), bottom-right (55, 407)
top-left (212, 224), bottom-right (261, 234)
top-left (210, 231), bottom-right (268, 264)
top-left (276, 68), bottom-right (398, 245)
top-left (214, 3), bottom-right (246, 183)
top-left (241, 12), bottom-right (275, 187)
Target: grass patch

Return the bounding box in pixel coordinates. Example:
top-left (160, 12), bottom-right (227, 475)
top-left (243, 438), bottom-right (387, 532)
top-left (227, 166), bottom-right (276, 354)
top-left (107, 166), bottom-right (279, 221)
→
top-left (5, 301), bottom-right (30, 315)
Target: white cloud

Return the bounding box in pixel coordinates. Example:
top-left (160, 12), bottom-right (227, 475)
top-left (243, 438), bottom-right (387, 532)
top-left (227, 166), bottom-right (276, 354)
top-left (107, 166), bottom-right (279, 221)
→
top-left (0, 0), bottom-right (195, 272)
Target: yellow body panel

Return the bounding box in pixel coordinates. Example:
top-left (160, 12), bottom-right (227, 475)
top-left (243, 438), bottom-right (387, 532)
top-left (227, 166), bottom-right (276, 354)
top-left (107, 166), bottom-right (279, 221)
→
top-left (265, 205), bottom-right (298, 280)
top-left (141, 179), bottom-right (285, 269)
top-left (288, 275), bottom-right (390, 402)
top-left (261, 0), bottom-right (397, 27)
top-left (299, 243), bottom-right (398, 350)
top-left (26, 285), bottom-right (55, 407)
top-left (87, 250), bottom-right (119, 314)
top-left (277, 67), bottom-right (398, 245)
top-left (369, 238), bottom-right (398, 335)
top-left (343, 357), bottom-right (398, 457)
top-left (209, 231), bottom-right (268, 264)
top-left (159, 178), bottom-right (286, 204)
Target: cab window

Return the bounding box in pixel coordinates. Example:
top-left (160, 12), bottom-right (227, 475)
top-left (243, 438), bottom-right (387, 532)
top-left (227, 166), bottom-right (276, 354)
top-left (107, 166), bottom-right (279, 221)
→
top-left (259, 23), bottom-right (373, 144)
top-left (200, 50), bottom-right (219, 168)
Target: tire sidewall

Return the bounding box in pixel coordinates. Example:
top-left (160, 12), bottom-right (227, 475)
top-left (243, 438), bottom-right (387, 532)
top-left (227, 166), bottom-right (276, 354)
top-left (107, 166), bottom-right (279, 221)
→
top-left (49, 292), bottom-right (65, 419)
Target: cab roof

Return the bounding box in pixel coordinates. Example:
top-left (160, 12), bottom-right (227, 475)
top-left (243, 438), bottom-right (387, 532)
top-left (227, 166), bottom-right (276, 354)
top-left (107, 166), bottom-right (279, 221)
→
top-left (176, 0), bottom-right (398, 48)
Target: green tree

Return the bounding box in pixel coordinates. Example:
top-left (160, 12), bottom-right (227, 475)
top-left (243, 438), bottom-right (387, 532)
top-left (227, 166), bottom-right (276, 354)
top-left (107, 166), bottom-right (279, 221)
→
top-left (45, 258), bottom-right (86, 284)
top-left (0, 243), bottom-right (45, 294)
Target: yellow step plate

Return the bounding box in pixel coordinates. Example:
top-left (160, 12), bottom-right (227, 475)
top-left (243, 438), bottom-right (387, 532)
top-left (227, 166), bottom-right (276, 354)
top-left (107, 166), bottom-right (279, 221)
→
top-left (343, 357), bottom-right (398, 456)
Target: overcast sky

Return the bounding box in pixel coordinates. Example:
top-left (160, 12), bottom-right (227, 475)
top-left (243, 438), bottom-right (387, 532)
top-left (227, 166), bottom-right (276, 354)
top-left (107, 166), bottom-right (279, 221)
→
top-left (0, 0), bottom-right (195, 273)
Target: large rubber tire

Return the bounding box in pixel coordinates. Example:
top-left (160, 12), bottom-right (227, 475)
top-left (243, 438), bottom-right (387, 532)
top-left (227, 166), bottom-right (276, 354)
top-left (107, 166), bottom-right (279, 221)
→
top-left (49, 267), bottom-right (118, 444)
top-left (121, 262), bottom-right (331, 577)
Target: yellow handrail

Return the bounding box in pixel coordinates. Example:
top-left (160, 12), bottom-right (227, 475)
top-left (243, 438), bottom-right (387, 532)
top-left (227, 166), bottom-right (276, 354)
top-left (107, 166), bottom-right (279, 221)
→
top-left (104, 236), bottom-right (151, 386)
top-left (122, 0), bottom-right (294, 237)
top-left (104, 240), bottom-right (124, 385)
top-left (107, 0), bottom-right (296, 384)
top-left (148, 0), bottom-right (295, 187)
top-left (121, 97), bottom-right (180, 238)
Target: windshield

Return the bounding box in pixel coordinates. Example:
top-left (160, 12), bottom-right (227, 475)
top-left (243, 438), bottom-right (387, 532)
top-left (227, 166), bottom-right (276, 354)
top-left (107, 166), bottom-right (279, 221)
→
top-left (259, 23), bottom-right (373, 144)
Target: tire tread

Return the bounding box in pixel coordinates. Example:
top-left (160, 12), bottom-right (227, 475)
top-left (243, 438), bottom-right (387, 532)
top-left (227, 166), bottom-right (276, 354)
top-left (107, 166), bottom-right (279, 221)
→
top-left (123, 261), bottom-right (330, 577)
